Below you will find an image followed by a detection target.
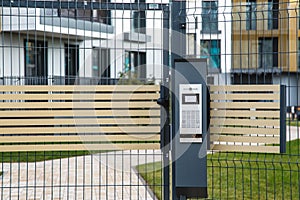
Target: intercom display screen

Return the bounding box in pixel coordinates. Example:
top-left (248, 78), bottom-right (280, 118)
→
top-left (182, 94), bottom-right (199, 104)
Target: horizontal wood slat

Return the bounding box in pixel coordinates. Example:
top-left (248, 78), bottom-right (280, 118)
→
top-left (0, 85), bottom-right (160, 92)
top-left (0, 85), bottom-right (161, 152)
top-left (210, 102), bottom-right (280, 109)
top-left (0, 135), bottom-right (160, 143)
top-left (210, 110), bottom-right (280, 118)
top-left (212, 144), bottom-right (280, 153)
top-left (210, 93), bottom-right (280, 101)
top-left (210, 85), bottom-right (282, 153)
top-left (0, 109), bottom-right (160, 117)
top-left (210, 127), bottom-right (280, 135)
top-left (210, 85), bottom-right (280, 92)
top-left (0, 143), bottom-right (161, 152)
top-left (0, 101), bottom-right (159, 109)
top-left (210, 135), bottom-right (279, 144)
top-left (0, 126), bottom-right (161, 134)
top-left (0, 93), bottom-right (159, 100)
top-left (0, 118), bottom-right (160, 126)
top-left (210, 118), bottom-right (280, 127)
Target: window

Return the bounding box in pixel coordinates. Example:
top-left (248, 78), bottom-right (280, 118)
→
top-left (124, 51), bottom-right (146, 81)
top-left (59, 0), bottom-right (111, 25)
top-left (65, 44), bottom-right (79, 85)
top-left (186, 33), bottom-right (196, 56)
top-left (202, 1), bottom-right (218, 33)
top-left (246, 0), bottom-right (256, 30)
top-left (200, 40), bottom-right (221, 69)
top-left (24, 40), bottom-right (48, 85)
top-left (268, 0), bottom-right (279, 30)
top-left (258, 38), bottom-right (278, 68)
top-left (133, 0), bottom-right (146, 34)
top-left (92, 48), bottom-right (111, 84)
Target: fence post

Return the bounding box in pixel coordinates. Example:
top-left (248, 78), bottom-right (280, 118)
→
top-left (280, 85), bottom-right (286, 153)
top-left (171, 1), bottom-right (187, 199)
top-left (162, 5), bottom-right (170, 200)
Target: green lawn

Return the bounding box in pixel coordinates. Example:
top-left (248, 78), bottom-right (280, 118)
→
top-left (136, 162), bottom-right (163, 199)
top-left (0, 151), bottom-right (105, 163)
top-left (137, 139), bottom-right (300, 200)
top-left (287, 120), bottom-right (300, 127)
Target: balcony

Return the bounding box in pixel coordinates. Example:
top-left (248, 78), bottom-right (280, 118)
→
top-left (1, 7), bottom-right (114, 40)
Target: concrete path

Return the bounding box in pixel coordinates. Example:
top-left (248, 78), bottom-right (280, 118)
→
top-left (0, 150), bottom-right (162, 200)
top-left (0, 126), bottom-right (299, 200)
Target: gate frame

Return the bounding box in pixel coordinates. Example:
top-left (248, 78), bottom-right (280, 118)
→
top-left (0, 1), bottom-right (171, 199)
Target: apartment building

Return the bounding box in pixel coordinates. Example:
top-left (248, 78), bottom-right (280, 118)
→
top-left (232, 0), bottom-right (299, 105)
top-left (0, 0), bottom-right (165, 85)
top-left (186, 0), bottom-right (232, 85)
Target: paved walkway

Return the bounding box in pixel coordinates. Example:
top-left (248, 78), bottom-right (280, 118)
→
top-left (0, 126), bottom-right (299, 200)
top-left (0, 150), bottom-right (162, 200)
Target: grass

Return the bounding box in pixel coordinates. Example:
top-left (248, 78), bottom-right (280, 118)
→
top-left (137, 139), bottom-right (300, 200)
top-left (136, 162), bottom-right (163, 199)
top-left (0, 150), bottom-right (106, 163)
top-left (287, 120), bottom-right (300, 127)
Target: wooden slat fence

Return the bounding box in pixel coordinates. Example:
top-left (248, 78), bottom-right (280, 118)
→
top-left (0, 85), bottom-right (161, 152)
top-left (210, 85), bottom-right (285, 153)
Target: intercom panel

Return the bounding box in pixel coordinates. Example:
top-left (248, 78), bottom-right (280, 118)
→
top-left (179, 84), bottom-right (202, 143)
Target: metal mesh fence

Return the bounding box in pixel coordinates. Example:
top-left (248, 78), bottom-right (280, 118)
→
top-left (0, 0), bottom-right (167, 200)
top-left (183, 0), bottom-right (300, 199)
top-left (1, 0), bottom-right (300, 199)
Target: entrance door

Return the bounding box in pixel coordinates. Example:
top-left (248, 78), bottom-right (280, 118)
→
top-left (65, 44), bottom-right (79, 85)
top-left (24, 40), bottom-right (48, 85)
top-left (92, 48), bottom-right (111, 84)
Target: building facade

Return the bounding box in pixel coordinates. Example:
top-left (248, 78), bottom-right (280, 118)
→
top-left (0, 0), bottom-right (165, 85)
top-left (231, 0), bottom-right (299, 106)
top-left (186, 0), bottom-right (232, 85)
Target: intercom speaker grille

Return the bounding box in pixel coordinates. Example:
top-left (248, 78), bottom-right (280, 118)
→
top-left (181, 110), bottom-right (200, 128)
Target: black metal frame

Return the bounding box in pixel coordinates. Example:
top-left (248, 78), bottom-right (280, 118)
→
top-left (1, 0), bottom-right (168, 11)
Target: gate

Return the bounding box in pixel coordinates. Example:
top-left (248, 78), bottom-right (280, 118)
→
top-left (0, 85), bottom-right (161, 199)
top-left (1, 0), bottom-right (300, 200)
top-left (0, 0), bottom-right (169, 199)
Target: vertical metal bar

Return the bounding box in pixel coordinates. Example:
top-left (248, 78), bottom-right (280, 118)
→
top-left (171, 1), bottom-right (186, 200)
top-left (280, 84), bottom-right (286, 154)
top-left (162, 6), bottom-right (170, 200)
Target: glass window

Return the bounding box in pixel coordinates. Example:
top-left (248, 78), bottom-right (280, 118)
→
top-left (246, 0), bottom-right (256, 30)
top-left (202, 1), bottom-right (218, 33)
top-left (186, 33), bottom-right (196, 56)
top-left (124, 51), bottom-right (146, 81)
top-left (64, 44), bottom-right (79, 85)
top-left (132, 0), bottom-right (146, 34)
top-left (258, 38), bottom-right (278, 68)
top-left (24, 40), bottom-right (48, 85)
top-left (268, 0), bottom-right (279, 30)
top-left (59, 0), bottom-right (111, 25)
top-left (92, 48), bottom-right (110, 77)
top-left (200, 40), bottom-right (221, 69)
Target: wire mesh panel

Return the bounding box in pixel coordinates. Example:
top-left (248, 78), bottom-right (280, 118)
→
top-left (0, 0), bottom-right (168, 199)
top-left (181, 0), bottom-right (300, 199)
top-left (210, 84), bottom-right (284, 153)
top-left (3, 0), bottom-right (300, 199)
